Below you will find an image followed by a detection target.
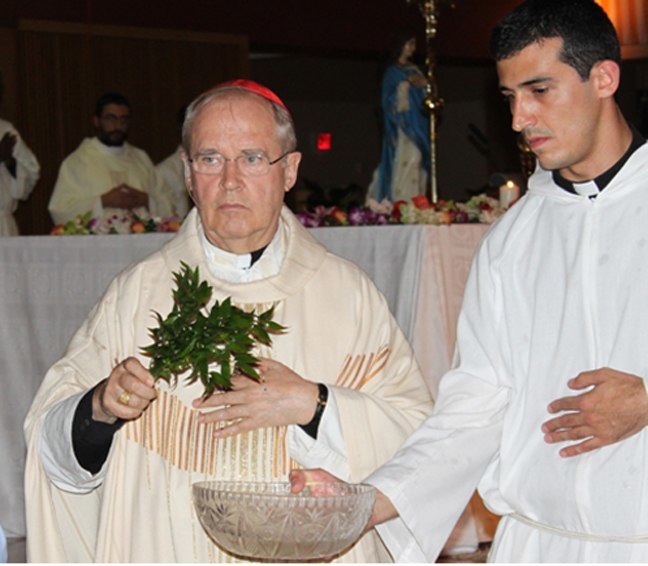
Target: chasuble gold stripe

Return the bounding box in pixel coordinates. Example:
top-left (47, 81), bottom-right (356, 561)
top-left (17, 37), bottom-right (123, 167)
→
top-left (124, 390), bottom-right (290, 479)
top-left (336, 344), bottom-right (390, 389)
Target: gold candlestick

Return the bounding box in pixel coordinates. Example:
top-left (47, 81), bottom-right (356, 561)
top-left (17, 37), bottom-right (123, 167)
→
top-left (409, 0), bottom-right (455, 203)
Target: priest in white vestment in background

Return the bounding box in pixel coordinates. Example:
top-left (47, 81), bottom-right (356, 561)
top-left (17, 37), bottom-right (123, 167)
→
top-left (25, 80), bottom-right (433, 562)
top-left (156, 143), bottom-right (189, 219)
top-left (48, 92), bottom-right (173, 226)
top-left (156, 104), bottom-right (191, 219)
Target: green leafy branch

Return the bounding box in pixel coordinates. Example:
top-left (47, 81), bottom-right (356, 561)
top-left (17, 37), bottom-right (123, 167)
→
top-left (141, 261), bottom-right (286, 396)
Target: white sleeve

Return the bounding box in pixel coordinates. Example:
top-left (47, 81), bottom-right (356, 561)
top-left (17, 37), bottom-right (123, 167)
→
top-left (286, 386), bottom-right (351, 480)
top-left (362, 234), bottom-right (509, 561)
top-left (374, 517), bottom-right (429, 562)
top-left (38, 393), bottom-right (107, 493)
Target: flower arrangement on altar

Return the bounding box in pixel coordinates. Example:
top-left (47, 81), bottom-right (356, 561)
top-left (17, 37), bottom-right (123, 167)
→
top-left (295, 193), bottom-right (507, 228)
top-left (50, 211), bottom-right (182, 235)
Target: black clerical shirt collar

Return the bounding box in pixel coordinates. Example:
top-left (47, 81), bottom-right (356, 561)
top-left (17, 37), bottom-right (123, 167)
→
top-left (249, 245), bottom-right (268, 267)
top-left (552, 126), bottom-right (646, 197)
top-left (234, 244), bottom-right (269, 270)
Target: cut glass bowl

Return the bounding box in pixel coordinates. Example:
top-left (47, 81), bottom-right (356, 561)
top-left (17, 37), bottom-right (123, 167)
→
top-left (192, 480), bottom-right (375, 561)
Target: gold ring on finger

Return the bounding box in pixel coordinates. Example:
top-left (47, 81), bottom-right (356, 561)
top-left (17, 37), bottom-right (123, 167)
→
top-left (118, 390), bottom-right (132, 406)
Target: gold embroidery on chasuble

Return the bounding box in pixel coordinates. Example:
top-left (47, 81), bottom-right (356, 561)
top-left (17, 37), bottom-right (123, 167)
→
top-left (336, 344), bottom-right (390, 389)
top-left (124, 389), bottom-right (291, 479)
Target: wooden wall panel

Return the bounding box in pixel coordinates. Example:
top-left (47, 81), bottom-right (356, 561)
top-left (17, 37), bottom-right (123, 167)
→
top-left (596, 0), bottom-right (648, 59)
top-left (12, 20), bottom-right (249, 234)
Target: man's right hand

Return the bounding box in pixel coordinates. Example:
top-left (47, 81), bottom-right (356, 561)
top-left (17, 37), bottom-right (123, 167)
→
top-left (289, 468), bottom-right (399, 531)
top-left (92, 357), bottom-right (157, 423)
top-left (0, 132), bottom-right (17, 175)
top-left (0, 131), bottom-right (16, 162)
top-left (101, 184), bottom-right (149, 209)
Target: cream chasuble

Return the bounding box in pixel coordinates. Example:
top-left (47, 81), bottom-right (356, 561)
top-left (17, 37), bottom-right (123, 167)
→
top-left (25, 206), bottom-right (433, 562)
top-left (48, 137), bottom-right (174, 226)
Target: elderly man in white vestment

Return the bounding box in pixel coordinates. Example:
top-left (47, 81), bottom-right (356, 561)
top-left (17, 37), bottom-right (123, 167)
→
top-left (24, 80), bottom-right (433, 562)
top-left (292, 0), bottom-right (648, 562)
top-left (48, 92), bottom-right (173, 226)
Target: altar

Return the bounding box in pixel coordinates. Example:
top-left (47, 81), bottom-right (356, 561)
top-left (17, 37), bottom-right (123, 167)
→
top-left (0, 223), bottom-right (490, 540)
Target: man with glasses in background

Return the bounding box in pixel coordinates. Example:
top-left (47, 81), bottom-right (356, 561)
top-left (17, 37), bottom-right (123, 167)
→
top-left (48, 92), bottom-right (173, 226)
top-left (25, 80), bottom-right (433, 562)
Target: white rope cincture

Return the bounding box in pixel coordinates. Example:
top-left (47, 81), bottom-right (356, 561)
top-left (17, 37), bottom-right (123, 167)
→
top-left (511, 513), bottom-right (648, 543)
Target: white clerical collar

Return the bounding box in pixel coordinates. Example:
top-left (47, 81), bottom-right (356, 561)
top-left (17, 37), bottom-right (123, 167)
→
top-left (552, 126), bottom-right (646, 198)
top-left (571, 180), bottom-right (600, 198)
top-left (199, 221), bottom-right (285, 283)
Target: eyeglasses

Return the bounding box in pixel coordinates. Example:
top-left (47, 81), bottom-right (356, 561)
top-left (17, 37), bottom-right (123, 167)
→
top-left (187, 150), bottom-right (294, 177)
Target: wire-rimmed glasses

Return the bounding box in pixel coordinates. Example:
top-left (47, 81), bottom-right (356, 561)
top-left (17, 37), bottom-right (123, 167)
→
top-left (187, 150), bottom-right (294, 177)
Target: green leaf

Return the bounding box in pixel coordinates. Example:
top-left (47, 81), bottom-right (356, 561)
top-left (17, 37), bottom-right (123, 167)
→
top-left (265, 321), bottom-right (287, 333)
top-left (237, 363), bottom-right (260, 380)
top-left (251, 326), bottom-right (271, 345)
top-left (140, 264), bottom-right (286, 394)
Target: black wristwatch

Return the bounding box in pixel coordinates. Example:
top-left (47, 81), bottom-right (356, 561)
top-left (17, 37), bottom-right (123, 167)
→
top-left (299, 383), bottom-right (328, 439)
